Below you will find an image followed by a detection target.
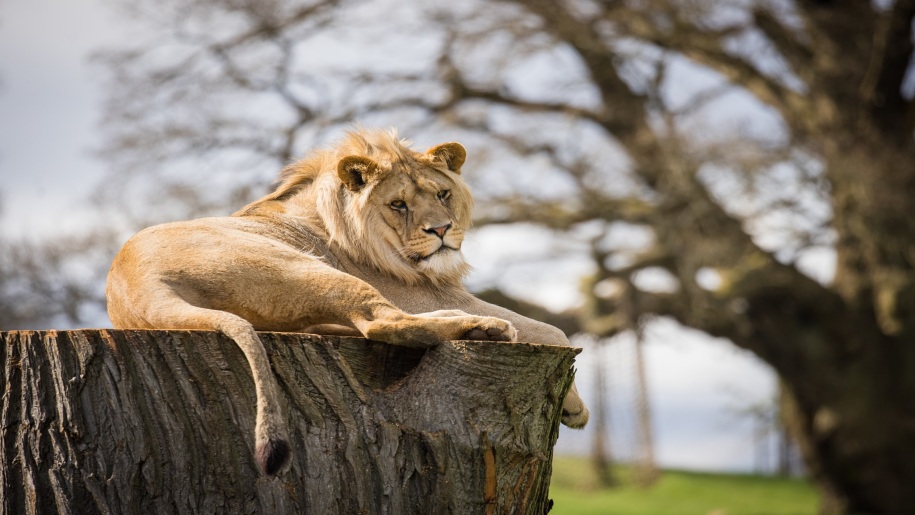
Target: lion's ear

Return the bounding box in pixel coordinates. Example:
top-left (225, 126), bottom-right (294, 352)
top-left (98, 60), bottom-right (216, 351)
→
top-left (337, 156), bottom-right (381, 191)
top-left (427, 142), bottom-right (466, 173)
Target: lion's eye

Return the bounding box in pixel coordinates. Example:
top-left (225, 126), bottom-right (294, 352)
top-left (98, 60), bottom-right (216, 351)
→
top-left (437, 190), bottom-right (451, 201)
top-left (390, 199), bottom-right (407, 210)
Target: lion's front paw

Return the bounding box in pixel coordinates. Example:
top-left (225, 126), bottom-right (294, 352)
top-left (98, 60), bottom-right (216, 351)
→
top-left (561, 383), bottom-right (590, 428)
top-left (561, 406), bottom-right (590, 428)
top-left (461, 317), bottom-right (518, 342)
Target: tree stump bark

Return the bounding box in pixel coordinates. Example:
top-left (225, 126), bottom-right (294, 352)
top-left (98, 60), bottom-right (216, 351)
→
top-left (1, 329), bottom-right (578, 514)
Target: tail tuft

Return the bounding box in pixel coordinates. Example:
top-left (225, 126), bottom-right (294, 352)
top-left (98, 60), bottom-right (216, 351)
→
top-left (256, 438), bottom-right (291, 476)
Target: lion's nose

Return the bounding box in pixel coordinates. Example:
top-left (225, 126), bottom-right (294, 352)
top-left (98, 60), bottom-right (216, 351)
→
top-left (424, 223), bottom-right (451, 239)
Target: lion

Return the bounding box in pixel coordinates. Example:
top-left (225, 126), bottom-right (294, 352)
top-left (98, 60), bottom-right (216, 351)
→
top-left (106, 128), bottom-right (589, 476)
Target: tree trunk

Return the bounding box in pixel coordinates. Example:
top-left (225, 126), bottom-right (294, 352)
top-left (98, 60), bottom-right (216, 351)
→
top-left (741, 274), bottom-right (915, 514)
top-left (772, 142), bottom-right (915, 514)
top-left (1, 329), bottom-right (577, 514)
top-left (590, 342), bottom-right (614, 487)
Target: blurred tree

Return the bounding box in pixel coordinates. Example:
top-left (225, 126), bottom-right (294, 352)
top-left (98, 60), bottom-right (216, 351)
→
top-left (0, 67), bottom-right (111, 330)
top-left (0, 226), bottom-right (113, 330)
top-left (725, 382), bottom-right (803, 477)
top-left (92, 0), bottom-right (915, 512)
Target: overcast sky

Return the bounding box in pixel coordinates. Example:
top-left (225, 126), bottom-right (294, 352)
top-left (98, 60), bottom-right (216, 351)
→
top-left (0, 0), bottom-right (780, 473)
top-left (0, 0), bottom-right (130, 237)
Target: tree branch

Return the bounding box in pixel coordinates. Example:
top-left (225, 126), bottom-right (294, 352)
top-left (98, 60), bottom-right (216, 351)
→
top-left (453, 83), bottom-right (608, 123)
top-left (504, 0), bottom-right (649, 134)
top-left (794, 0), bottom-right (876, 62)
top-left (474, 196), bottom-right (655, 229)
top-left (751, 5), bottom-right (815, 85)
top-left (864, 0), bottom-right (915, 140)
top-left (630, 26), bottom-right (813, 135)
top-left (208, 1), bottom-right (341, 53)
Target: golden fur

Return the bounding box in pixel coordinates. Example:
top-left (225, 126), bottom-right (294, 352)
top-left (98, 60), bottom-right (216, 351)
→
top-left (106, 128), bottom-right (588, 476)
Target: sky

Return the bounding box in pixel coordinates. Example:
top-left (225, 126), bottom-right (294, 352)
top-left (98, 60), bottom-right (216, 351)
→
top-left (0, 0), bottom-right (129, 237)
top-left (0, 0), bottom-right (782, 473)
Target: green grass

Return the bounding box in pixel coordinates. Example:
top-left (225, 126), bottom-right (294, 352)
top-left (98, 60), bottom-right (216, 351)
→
top-left (549, 456), bottom-right (818, 515)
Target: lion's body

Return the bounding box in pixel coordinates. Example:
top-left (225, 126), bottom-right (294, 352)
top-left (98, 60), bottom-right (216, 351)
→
top-left (106, 129), bottom-right (588, 475)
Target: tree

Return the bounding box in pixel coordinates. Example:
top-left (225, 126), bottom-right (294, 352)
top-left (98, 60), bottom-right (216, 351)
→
top-left (1, 329), bottom-right (576, 514)
top-left (725, 382), bottom-right (803, 476)
top-left (0, 203), bottom-right (114, 330)
top-left (92, 0), bottom-right (915, 512)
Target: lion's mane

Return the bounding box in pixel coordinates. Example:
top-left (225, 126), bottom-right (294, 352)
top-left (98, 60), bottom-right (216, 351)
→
top-left (238, 129), bottom-right (474, 287)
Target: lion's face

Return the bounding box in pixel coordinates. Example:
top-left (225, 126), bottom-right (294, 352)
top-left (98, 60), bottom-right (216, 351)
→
top-left (372, 168), bottom-right (468, 275)
top-left (336, 141), bottom-right (473, 285)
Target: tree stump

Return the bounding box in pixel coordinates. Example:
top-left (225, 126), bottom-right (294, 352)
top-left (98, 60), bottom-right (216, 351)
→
top-left (1, 330), bottom-right (578, 514)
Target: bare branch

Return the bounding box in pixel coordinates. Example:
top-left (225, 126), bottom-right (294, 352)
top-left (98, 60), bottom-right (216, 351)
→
top-left (207, 1), bottom-right (342, 53)
top-left (503, 0), bottom-right (650, 133)
top-left (751, 5), bottom-right (815, 85)
top-left (475, 195), bottom-right (655, 229)
top-left (622, 18), bottom-right (813, 135)
top-left (863, 0), bottom-right (915, 139)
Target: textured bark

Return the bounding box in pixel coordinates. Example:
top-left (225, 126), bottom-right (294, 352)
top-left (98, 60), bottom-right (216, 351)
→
top-left (0, 329), bottom-right (577, 514)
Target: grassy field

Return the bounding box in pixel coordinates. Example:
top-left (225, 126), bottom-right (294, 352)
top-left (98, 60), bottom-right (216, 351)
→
top-left (549, 456), bottom-right (818, 515)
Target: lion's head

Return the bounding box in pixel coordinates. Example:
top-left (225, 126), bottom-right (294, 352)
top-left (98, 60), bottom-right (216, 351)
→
top-left (248, 129), bottom-right (475, 286)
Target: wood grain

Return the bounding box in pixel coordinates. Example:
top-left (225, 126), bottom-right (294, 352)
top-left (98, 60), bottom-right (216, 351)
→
top-left (1, 330), bottom-right (577, 514)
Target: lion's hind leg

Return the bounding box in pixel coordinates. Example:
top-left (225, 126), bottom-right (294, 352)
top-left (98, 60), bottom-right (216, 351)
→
top-left (139, 298), bottom-right (290, 476)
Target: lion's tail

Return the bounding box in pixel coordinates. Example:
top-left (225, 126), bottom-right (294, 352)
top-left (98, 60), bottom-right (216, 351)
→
top-left (107, 239), bottom-right (291, 476)
top-left (217, 317), bottom-right (291, 476)
top-left (114, 294), bottom-right (291, 475)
